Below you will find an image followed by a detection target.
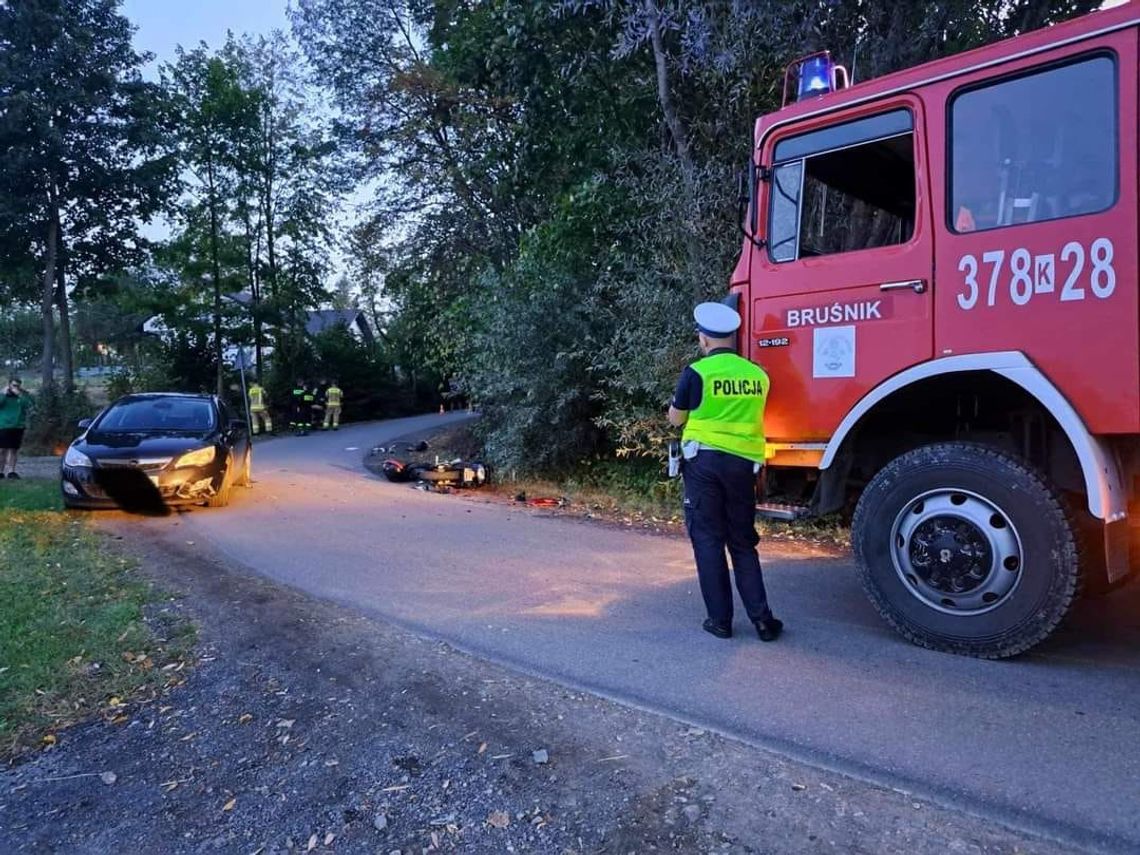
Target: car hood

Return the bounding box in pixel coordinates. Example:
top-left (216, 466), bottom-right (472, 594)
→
top-left (78, 431), bottom-right (215, 459)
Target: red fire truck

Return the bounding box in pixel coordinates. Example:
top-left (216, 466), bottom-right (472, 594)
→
top-left (734, 3), bottom-right (1138, 658)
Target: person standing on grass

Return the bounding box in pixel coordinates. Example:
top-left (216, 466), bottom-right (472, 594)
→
top-left (0, 377), bottom-right (33, 479)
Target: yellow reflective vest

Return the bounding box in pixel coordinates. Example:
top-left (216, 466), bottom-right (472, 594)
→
top-left (681, 352), bottom-right (769, 463)
top-left (248, 384), bottom-right (267, 411)
top-left (325, 386), bottom-right (342, 406)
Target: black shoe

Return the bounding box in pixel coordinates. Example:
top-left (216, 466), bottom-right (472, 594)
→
top-left (702, 618), bottom-right (732, 639)
top-left (7, 472), bottom-right (19, 479)
top-left (755, 617), bottom-right (783, 642)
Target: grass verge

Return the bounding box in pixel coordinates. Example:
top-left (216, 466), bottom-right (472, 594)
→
top-left (0, 480), bottom-right (195, 759)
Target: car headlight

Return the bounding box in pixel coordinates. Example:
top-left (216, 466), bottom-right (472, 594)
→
top-left (63, 446), bottom-right (93, 468)
top-left (175, 446), bottom-right (217, 468)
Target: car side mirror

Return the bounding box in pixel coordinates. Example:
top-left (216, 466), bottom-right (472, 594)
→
top-left (77, 418), bottom-right (92, 430)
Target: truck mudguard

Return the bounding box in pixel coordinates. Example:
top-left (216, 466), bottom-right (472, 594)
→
top-left (818, 351), bottom-right (1126, 522)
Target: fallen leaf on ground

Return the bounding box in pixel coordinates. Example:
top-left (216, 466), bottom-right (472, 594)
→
top-left (324, 832), bottom-right (335, 846)
top-left (238, 713), bottom-right (253, 724)
top-left (222, 798), bottom-right (236, 812)
top-left (477, 742), bottom-right (487, 754)
top-left (42, 734), bottom-right (57, 746)
top-left (277, 719), bottom-right (295, 730)
top-left (100, 771), bottom-right (117, 786)
top-left (306, 834), bottom-right (317, 851)
top-left (486, 810), bottom-right (510, 829)
top-left (791, 783), bottom-right (806, 792)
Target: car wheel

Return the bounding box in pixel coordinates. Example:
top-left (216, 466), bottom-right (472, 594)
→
top-left (235, 449), bottom-right (252, 487)
top-left (207, 457), bottom-right (234, 508)
top-left (851, 442), bottom-right (1080, 659)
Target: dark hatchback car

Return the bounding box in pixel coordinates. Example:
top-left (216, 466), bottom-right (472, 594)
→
top-left (61, 393), bottom-right (252, 510)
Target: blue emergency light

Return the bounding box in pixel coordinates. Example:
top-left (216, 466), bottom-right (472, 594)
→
top-left (798, 55), bottom-right (832, 98)
top-left (782, 52), bottom-right (850, 107)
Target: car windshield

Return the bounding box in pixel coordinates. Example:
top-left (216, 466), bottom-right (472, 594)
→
top-left (98, 398), bottom-right (216, 433)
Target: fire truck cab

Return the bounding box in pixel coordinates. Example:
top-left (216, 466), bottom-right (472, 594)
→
top-left (735, 3), bottom-right (1140, 658)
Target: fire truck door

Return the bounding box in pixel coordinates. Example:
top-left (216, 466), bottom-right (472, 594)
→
top-left (752, 98), bottom-right (934, 442)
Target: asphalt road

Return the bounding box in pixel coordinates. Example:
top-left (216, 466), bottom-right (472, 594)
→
top-left (137, 413), bottom-right (1140, 852)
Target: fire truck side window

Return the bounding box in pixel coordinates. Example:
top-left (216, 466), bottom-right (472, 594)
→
top-left (949, 55), bottom-right (1116, 233)
top-left (768, 109), bottom-right (916, 262)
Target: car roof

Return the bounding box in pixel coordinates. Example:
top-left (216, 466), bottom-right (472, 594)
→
top-left (113, 393), bottom-right (215, 403)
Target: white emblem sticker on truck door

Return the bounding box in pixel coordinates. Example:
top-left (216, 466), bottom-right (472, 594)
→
top-left (956, 238), bottom-right (1115, 310)
top-left (813, 325), bottom-right (855, 378)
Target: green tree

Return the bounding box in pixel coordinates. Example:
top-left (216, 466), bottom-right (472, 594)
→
top-left (298, 0), bottom-right (1103, 472)
top-left (227, 31), bottom-right (342, 381)
top-left (0, 0), bottom-right (175, 391)
top-left (162, 46), bottom-right (260, 395)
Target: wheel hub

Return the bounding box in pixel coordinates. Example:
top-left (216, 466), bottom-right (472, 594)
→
top-left (909, 517), bottom-right (992, 594)
top-left (890, 490), bottom-right (1022, 615)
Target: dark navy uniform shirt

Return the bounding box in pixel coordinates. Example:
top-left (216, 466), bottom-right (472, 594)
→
top-left (672, 348), bottom-right (736, 412)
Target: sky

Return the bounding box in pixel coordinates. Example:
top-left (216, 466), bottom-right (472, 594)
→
top-left (121, 0), bottom-right (291, 72)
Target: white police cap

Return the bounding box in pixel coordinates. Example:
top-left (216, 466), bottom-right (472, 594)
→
top-left (694, 302), bottom-right (741, 337)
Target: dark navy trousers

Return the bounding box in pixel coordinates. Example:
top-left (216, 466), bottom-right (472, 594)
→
top-left (682, 449), bottom-right (773, 624)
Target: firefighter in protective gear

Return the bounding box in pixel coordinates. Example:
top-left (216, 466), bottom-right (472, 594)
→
top-left (323, 380), bottom-right (343, 431)
top-left (248, 382), bottom-right (273, 435)
top-left (291, 381), bottom-right (310, 435)
top-left (667, 302), bottom-right (782, 643)
top-left (305, 383), bottom-right (320, 430)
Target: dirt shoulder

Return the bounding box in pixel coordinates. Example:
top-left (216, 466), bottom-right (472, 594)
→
top-left (1, 516), bottom-right (1068, 854)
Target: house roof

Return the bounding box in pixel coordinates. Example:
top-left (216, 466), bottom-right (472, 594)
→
top-left (305, 309), bottom-right (373, 342)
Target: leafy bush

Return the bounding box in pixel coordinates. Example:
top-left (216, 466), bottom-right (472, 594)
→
top-left (22, 386), bottom-right (96, 454)
top-left (105, 369), bottom-right (134, 401)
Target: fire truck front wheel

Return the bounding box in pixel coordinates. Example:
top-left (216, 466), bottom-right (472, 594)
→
top-left (852, 442), bottom-right (1080, 659)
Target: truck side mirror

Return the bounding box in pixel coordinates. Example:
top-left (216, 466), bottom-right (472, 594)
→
top-left (77, 418), bottom-right (92, 430)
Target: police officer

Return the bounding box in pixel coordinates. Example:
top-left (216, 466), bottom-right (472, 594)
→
top-left (248, 380), bottom-right (273, 435)
top-left (668, 302), bottom-right (782, 642)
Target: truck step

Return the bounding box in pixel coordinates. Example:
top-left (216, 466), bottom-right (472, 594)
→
top-left (756, 502), bottom-right (812, 522)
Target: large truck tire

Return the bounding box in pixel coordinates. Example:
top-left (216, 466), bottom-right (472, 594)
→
top-left (851, 442), bottom-right (1080, 659)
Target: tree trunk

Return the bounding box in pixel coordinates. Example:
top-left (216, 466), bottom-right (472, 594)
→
top-left (39, 206), bottom-right (59, 390)
top-left (262, 103), bottom-right (278, 305)
top-left (241, 203), bottom-right (264, 382)
top-left (646, 0), bottom-right (691, 170)
top-left (207, 157), bottom-right (224, 397)
top-left (55, 249), bottom-right (74, 393)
